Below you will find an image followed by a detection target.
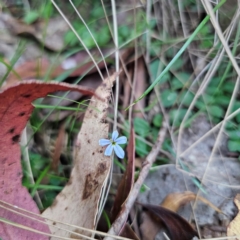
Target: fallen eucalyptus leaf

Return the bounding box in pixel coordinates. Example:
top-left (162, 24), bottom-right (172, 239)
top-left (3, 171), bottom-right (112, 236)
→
top-left (42, 73), bottom-right (117, 239)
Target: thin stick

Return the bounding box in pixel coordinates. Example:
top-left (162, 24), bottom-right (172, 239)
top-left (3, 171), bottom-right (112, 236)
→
top-left (111, 0), bottom-right (119, 131)
top-left (104, 119), bottom-right (168, 239)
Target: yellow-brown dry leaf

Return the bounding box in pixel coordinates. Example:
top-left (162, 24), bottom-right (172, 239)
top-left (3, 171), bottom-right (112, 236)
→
top-left (227, 194), bottom-right (240, 239)
top-left (42, 74), bottom-right (116, 239)
top-left (161, 191), bottom-right (223, 214)
top-left (51, 124), bottom-right (67, 172)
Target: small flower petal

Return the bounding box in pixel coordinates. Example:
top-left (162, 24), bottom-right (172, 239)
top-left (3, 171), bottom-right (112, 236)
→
top-left (113, 144), bottom-right (125, 159)
top-left (115, 136), bottom-right (127, 145)
top-left (104, 144), bottom-right (114, 156)
top-left (99, 139), bottom-right (111, 146)
top-left (112, 130), bottom-right (119, 141)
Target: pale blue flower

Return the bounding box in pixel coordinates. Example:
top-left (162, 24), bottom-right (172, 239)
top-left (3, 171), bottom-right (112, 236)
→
top-left (99, 130), bottom-right (127, 159)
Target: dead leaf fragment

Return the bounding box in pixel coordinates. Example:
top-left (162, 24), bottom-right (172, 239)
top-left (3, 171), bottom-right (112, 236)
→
top-left (227, 193), bottom-right (240, 239)
top-left (0, 80), bottom-right (96, 240)
top-left (161, 191), bottom-right (223, 214)
top-left (0, 14), bottom-right (68, 51)
top-left (42, 73), bottom-right (117, 239)
top-left (120, 223), bottom-right (140, 240)
top-left (51, 124), bottom-right (67, 172)
top-left (139, 203), bottom-right (198, 240)
top-left (140, 210), bottom-right (163, 240)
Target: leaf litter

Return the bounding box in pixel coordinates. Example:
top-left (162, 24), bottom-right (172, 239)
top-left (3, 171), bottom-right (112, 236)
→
top-left (0, 80), bottom-right (96, 239)
top-left (42, 73), bottom-right (116, 239)
top-left (1, 1), bottom-right (238, 238)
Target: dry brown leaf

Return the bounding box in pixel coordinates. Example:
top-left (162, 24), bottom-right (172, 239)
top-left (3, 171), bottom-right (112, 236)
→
top-left (139, 211), bottom-right (162, 240)
top-left (139, 191), bottom-right (223, 240)
top-left (227, 193), bottom-right (240, 239)
top-left (51, 124), bottom-right (67, 172)
top-left (42, 73), bottom-right (116, 239)
top-left (161, 191), bottom-right (223, 214)
top-left (0, 14), bottom-right (68, 51)
top-left (6, 57), bottom-right (105, 86)
top-left (139, 203), bottom-right (198, 240)
top-left (120, 223), bottom-right (140, 240)
top-left (133, 57), bottom-right (146, 118)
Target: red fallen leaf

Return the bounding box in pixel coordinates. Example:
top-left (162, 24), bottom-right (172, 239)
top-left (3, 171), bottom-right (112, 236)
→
top-left (6, 57), bottom-right (106, 86)
top-left (111, 126), bottom-right (135, 221)
top-left (138, 203), bottom-right (198, 240)
top-left (0, 80), bottom-right (96, 239)
top-left (6, 48), bottom-right (134, 86)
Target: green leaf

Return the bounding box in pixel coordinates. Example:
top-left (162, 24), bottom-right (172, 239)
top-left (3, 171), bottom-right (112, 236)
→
top-left (225, 120), bottom-right (236, 130)
top-left (228, 140), bottom-right (240, 152)
top-left (232, 101), bottom-right (240, 112)
top-left (236, 114), bottom-right (240, 123)
top-left (150, 60), bottom-right (170, 83)
top-left (208, 105), bottom-right (224, 118)
top-left (223, 81), bottom-right (235, 93)
top-left (204, 94), bottom-right (214, 104)
top-left (97, 27), bottom-right (111, 46)
top-left (136, 138), bottom-right (150, 157)
top-left (81, 31), bottom-right (95, 48)
top-left (205, 86), bottom-right (220, 95)
top-left (177, 72), bottom-right (191, 83)
top-left (23, 11), bottom-right (39, 24)
top-left (119, 25), bottom-right (131, 39)
top-left (91, 5), bottom-right (104, 18)
top-left (134, 117), bottom-right (150, 137)
top-left (64, 31), bottom-right (78, 46)
top-left (170, 59), bottom-right (183, 71)
top-left (172, 77), bottom-right (184, 90)
top-left (227, 129), bottom-right (240, 140)
top-left (209, 77), bottom-right (221, 87)
top-left (195, 99), bottom-right (205, 110)
top-left (179, 91), bottom-right (194, 107)
top-left (153, 114), bottom-right (163, 128)
top-left (161, 90), bottom-right (177, 107)
top-left (214, 95), bottom-right (230, 106)
top-left (170, 108), bottom-right (188, 127)
top-left (152, 127), bottom-right (159, 142)
top-left (199, 39), bottom-right (213, 49)
top-left (40, 1), bottom-right (53, 19)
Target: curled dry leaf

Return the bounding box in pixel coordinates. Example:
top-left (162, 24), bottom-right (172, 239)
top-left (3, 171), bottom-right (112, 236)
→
top-left (42, 73), bottom-right (116, 239)
top-left (227, 193), bottom-right (240, 239)
top-left (0, 80), bottom-right (96, 240)
top-left (139, 203), bottom-right (198, 240)
top-left (139, 191), bottom-right (223, 240)
top-left (161, 191), bottom-right (223, 214)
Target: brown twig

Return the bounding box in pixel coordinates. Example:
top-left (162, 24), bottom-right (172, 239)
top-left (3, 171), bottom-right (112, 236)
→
top-left (105, 119), bottom-right (168, 239)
